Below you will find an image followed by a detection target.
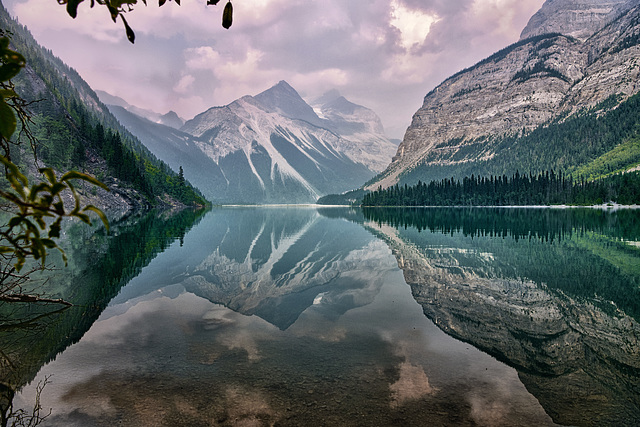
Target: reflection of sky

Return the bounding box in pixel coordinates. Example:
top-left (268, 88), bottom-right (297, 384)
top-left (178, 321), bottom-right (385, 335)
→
top-left (16, 209), bottom-right (555, 426)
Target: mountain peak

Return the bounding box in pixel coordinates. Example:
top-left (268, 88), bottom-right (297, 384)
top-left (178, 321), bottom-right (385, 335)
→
top-left (254, 80), bottom-right (322, 126)
top-left (520, 0), bottom-right (633, 40)
top-left (159, 110), bottom-right (184, 129)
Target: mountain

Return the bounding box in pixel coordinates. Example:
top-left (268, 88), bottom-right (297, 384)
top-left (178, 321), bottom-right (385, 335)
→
top-left (111, 80), bottom-right (396, 204)
top-left (96, 90), bottom-right (185, 129)
top-left (366, 0), bottom-right (640, 191)
top-left (520, 0), bottom-right (635, 40)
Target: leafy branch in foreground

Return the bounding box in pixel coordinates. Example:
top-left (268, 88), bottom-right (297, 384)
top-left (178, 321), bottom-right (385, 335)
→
top-left (0, 34), bottom-right (110, 305)
top-left (57, 0), bottom-right (234, 43)
top-left (0, 155), bottom-right (109, 271)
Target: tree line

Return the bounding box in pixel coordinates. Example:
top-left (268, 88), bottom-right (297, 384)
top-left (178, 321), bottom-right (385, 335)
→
top-left (362, 170), bottom-right (640, 206)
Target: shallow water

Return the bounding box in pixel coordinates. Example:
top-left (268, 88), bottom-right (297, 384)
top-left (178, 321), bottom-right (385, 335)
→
top-left (7, 207), bottom-right (640, 426)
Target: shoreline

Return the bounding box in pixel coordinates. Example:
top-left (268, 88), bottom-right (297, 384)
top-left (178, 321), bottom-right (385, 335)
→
top-left (212, 203), bottom-right (640, 210)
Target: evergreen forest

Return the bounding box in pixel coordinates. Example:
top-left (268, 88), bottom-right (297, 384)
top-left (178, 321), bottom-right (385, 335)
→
top-left (362, 170), bottom-right (640, 206)
top-left (399, 92), bottom-right (640, 188)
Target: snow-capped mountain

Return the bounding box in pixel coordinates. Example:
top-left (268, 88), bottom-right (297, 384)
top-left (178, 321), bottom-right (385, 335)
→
top-left (108, 81), bottom-right (396, 204)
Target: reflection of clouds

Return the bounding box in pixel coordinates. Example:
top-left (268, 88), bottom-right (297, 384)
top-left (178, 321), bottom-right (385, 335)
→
top-left (199, 306), bottom-right (279, 362)
top-left (389, 361), bottom-right (436, 408)
top-left (469, 392), bottom-right (511, 426)
top-left (466, 372), bottom-right (542, 426)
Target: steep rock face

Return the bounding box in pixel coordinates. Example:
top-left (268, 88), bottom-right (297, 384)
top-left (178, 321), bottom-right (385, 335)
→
top-left (368, 2), bottom-right (640, 190)
top-left (520, 0), bottom-right (632, 40)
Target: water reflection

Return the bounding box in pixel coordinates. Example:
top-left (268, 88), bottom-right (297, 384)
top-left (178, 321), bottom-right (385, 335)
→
top-left (361, 207), bottom-right (640, 426)
top-left (0, 208), bottom-right (206, 425)
top-left (12, 207), bottom-right (559, 426)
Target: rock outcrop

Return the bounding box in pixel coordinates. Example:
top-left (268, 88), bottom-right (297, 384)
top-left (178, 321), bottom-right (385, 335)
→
top-left (520, 0), bottom-right (633, 40)
top-left (368, 1), bottom-right (640, 190)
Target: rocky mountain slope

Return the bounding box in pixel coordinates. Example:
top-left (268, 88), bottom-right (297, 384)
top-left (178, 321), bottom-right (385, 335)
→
top-left (111, 81), bottom-right (396, 204)
top-left (520, 0), bottom-right (634, 40)
top-left (367, 0), bottom-right (640, 190)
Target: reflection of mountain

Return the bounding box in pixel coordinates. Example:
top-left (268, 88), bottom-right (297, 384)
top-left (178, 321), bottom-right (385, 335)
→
top-left (0, 208), bottom-right (206, 413)
top-left (360, 208), bottom-right (640, 426)
top-left (180, 208), bottom-right (393, 330)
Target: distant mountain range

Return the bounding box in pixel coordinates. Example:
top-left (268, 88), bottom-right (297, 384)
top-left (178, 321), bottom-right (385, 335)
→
top-left (366, 0), bottom-right (640, 192)
top-left (102, 81), bottom-right (396, 204)
top-left (96, 90), bottom-right (185, 129)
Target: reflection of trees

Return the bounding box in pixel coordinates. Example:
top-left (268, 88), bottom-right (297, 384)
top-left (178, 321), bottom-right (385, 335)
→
top-left (362, 207), bottom-right (640, 425)
top-left (0, 207), bottom-right (206, 425)
top-left (363, 207), bottom-right (640, 242)
top-left (362, 207), bottom-right (640, 322)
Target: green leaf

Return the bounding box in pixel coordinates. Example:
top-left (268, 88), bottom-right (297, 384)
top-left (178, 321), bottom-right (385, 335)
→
top-left (107, 4), bottom-right (119, 22)
top-left (29, 183), bottom-right (53, 200)
top-left (61, 170), bottom-right (109, 190)
top-left (52, 201), bottom-right (65, 216)
top-left (14, 255), bottom-right (25, 272)
top-left (0, 89), bottom-right (18, 99)
top-left (74, 212), bottom-right (92, 225)
top-left (39, 168), bottom-right (57, 184)
top-left (222, 1), bottom-right (233, 29)
top-left (8, 215), bottom-right (24, 229)
top-left (40, 238), bottom-right (58, 249)
top-left (0, 63), bottom-right (22, 82)
top-left (0, 98), bottom-right (16, 138)
top-left (0, 155), bottom-right (28, 190)
top-left (48, 219), bottom-right (62, 239)
top-left (84, 205), bottom-right (110, 233)
top-left (159, 0), bottom-right (166, 5)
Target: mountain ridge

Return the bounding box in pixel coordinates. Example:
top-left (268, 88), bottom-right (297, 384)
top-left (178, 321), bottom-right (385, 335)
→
top-left (111, 80), bottom-right (397, 204)
top-left (366, 0), bottom-right (640, 191)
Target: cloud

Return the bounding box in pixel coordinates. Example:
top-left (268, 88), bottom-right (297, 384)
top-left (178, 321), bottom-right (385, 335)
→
top-left (174, 74), bottom-right (195, 94)
top-left (390, 0), bottom-right (440, 51)
top-left (5, 0), bottom-right (545, 138)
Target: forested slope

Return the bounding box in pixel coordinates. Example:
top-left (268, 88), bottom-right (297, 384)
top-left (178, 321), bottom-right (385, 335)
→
top-left (0, 4), bottom-right (206, 207)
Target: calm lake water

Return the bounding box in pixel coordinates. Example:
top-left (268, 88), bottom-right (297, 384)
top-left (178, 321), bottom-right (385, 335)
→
top-left (2, 207), bottom-right (639, 426)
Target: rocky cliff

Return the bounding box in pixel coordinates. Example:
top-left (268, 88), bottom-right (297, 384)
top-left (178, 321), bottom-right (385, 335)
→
top-left (520, 0), bottom-right (634, 40)
top-left (368, 0), bottom-right (640, 190)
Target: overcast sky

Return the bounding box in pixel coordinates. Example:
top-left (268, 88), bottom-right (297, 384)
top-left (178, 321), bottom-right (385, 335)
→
top-left (5, 0), bottom-right (545, 139)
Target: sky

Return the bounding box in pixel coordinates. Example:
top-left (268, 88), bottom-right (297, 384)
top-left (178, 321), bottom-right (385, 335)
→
top-left (4, 0), bottom-right (545, 139)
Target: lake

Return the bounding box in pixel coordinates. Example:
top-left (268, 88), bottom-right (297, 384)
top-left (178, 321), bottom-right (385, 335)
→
top-left (2, 206), bottom-right (639, 426)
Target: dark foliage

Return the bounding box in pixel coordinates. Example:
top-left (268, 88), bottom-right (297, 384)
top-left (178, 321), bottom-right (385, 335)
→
top-left (362, 170), bottom-right (640, 206)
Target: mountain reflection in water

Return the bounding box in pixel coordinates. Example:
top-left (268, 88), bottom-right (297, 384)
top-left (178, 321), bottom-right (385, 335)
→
top-left (362, 207), bottom-right (640, 426)
top-left (5, 207), bottom-right (640, 426)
